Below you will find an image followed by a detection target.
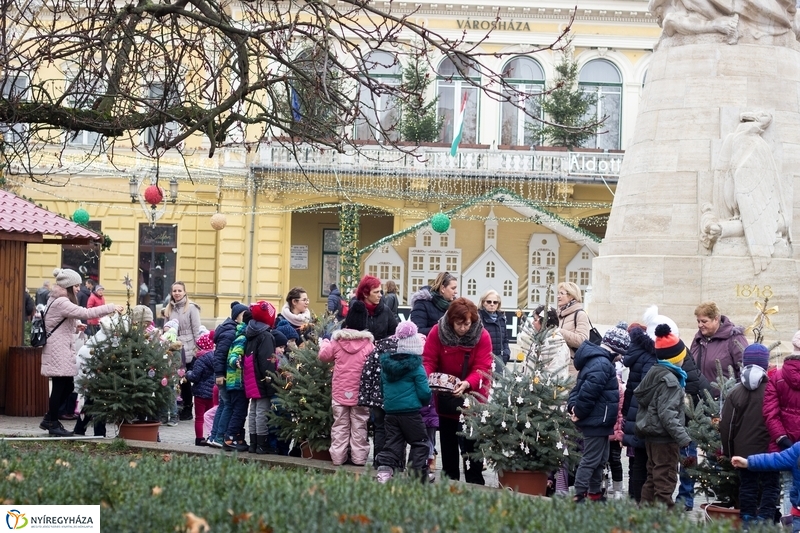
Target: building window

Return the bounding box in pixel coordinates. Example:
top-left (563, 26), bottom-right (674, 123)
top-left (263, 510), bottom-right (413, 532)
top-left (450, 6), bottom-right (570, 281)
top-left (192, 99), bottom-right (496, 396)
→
top-left (137, 223), bottom-right (178, 309)
top-left (500, 57), bottom-right (544, 146)
top-left (355, 51), bottom-right (401, 142)
top-left (0, 72), bottom-right (29, 142)
top-left (486, 261), bottom-right (496, 278)
top-left (568, 271), bottom-right (578, 284)
top-left (379, 265), bottom-right (389, 280)
top-left (429, 256), bottom-right (441, 271)
top-left (503, 280), bottom-right (513, 298)
top-left (412, 255), bottom-right (424, 271)
top-left (531, 288), bottom-right (541, 303)
top-left (62, 221), bottom-right (102, 286)
top-left (487, 228), bottom-right (495, 240)
top-left (467, 278), bottom-right (477, 296)
top-left (321, 229), bottom-right (340, 297)
top-left (440, 234), bottom-right (448, 247)
top-left (436, 55), bottom-right (480, 144)
top-left (531, 251), bottom-right (541, 267)
top-left (368, 264), bottom-right (378, 277)
top-left (531, 271), bottom-right (540, 285)
top-left (391, 266), bottom-right (401, 280)
top-left (582, 251), bottom-right (589, 260)
top-left (579, 59), bottom-right (622, 150)
top-left (446, 257), bottom-right (458, 271)
top-left (423, 233), bottom-right (432, 247)
top-left (580, 271), bottom-right (590, 286)
top-left (65, 73), bottom-right (103, 146)
top-left (412, 277), bottom-right (423, 293)
top-left (144, 81), bottom-right (180, 150)
top-left (546, 251), bottom-right (556, 267)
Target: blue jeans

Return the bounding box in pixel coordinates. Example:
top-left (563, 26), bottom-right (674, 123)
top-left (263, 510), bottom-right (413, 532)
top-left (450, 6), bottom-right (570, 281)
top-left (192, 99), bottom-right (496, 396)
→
top-left (224, 388), bottom-right (248, 441)
top-left (210, 386), bottom-right (231, 442)
top-left (677, 442), bottom-right (697, 509)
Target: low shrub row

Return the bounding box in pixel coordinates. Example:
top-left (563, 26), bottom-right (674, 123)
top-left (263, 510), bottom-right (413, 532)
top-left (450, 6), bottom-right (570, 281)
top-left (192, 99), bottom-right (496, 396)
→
top-left (0, 441), bottom-right (742, 533)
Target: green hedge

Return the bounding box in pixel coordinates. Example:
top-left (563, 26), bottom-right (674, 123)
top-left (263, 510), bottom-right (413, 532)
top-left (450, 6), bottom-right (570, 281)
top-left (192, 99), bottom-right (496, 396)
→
top-left (0, 441), bottom-right (744, 533)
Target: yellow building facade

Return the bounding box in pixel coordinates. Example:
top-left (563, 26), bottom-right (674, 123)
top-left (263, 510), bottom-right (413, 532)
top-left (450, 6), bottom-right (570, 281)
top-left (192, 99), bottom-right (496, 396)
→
top-left (17, 1), bottom-right (660, 325)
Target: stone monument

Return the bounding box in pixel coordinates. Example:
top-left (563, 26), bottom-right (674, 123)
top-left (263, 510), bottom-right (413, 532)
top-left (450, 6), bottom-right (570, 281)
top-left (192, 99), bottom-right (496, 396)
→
top-left (591, 0), bottom-right (800, 346)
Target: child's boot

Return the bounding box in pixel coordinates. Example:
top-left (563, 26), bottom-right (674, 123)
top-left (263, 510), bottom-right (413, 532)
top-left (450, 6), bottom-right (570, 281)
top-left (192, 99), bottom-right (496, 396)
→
top-left (256, 435), bottom-right (270, 455)
top-left (249, 433), bottom-right (257, 453)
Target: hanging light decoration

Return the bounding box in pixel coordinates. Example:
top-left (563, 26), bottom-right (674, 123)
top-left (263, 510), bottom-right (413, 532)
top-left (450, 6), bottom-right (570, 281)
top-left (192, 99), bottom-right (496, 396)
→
top-left (210, 213), bottom-right (227, 231)
top-left (72, 208), bottom-right (90, 226)
top-left (143, 185), bottom-right (164, 206)
top-left (430, 212), bottom-right (451, 233)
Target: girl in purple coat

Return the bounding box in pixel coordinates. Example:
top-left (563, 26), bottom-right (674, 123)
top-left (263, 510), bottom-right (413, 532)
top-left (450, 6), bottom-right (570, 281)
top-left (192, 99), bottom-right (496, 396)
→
top-left (319, 301), bottom-right (374, 466)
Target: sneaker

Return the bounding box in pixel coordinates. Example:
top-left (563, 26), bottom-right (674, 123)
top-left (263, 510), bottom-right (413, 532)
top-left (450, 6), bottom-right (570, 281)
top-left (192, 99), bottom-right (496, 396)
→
top-left (165, 418), bottom-right (178, 427)
top-left (428, 472), bottom-right (436, 483)
top-left (223, 439), bottom-right (249, 452)
top-left (376, 466), bottom-right (393, 484)
top-left (207, 439), bottom-right (223, 449)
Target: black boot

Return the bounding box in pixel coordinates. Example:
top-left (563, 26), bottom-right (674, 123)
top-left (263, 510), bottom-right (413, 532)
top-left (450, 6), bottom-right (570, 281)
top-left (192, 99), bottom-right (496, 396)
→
top-left (256, 434), bottom-right (269, 455)
top-left (249, 433), bottom-right (258, 453)
top-left (179, 406), bottom-right (193, 421)
top-left (39, 418), bottom-right (52, 431)
top-left (48, 420), bottom-right (74, 437)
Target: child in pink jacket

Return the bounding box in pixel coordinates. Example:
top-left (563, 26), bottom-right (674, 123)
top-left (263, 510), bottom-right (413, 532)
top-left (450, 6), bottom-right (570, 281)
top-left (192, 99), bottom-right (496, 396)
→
top-left (319, 301), bottom-right (374, 466)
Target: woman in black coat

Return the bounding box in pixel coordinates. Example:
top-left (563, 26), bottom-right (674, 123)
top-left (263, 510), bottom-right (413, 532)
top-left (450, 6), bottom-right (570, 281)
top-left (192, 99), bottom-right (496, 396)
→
top-left (477, 289), bottom-right (510, 363)
top-left (409, 272), bottom-right (458, 336)
top-left (353, 275), bottom-right (397, 341)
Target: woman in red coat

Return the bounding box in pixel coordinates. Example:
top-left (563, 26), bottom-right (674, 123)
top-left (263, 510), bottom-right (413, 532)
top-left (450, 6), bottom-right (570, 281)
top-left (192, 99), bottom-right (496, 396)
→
top-left (422, 298), bottom-right (493, 484)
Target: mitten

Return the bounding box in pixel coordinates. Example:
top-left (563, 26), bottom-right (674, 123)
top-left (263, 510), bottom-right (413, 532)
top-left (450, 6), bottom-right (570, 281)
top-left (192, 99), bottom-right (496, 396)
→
top-left (778, 436), bottom-right (792, 450)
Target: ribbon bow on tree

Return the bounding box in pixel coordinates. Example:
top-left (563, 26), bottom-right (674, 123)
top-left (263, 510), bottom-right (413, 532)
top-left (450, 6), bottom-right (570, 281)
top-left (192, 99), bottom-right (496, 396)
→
top-left (745, 298), bottom-right (778, 344)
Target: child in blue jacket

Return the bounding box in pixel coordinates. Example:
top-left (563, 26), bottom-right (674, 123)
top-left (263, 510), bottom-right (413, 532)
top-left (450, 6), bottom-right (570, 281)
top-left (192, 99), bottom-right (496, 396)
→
top-left (733, 442), bottom-right (800, 530)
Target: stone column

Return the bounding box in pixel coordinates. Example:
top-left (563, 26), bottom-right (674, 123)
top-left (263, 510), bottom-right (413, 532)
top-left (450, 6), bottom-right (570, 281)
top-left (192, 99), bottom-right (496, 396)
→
top-left (592, 9), bottom-right (800, 344)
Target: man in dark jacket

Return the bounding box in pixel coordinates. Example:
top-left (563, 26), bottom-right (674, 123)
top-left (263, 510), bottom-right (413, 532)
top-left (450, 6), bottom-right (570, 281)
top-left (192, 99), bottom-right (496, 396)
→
top-left (568, 322), bottom-right (629, 502)
top-left (35, 280), bottom-right (51, 306)
top-left (77, 278), bottom-right (95, 308)
top-left (208, 301), bottom-right (249, 448)
top-left (622, 324), bottom-right (657, 502)
top-left (327, 284), bottom-right (346, 321)
top-left (720, 344), bottom-right (780, 524)
top-left (635, 324), bottom-right (692, 509)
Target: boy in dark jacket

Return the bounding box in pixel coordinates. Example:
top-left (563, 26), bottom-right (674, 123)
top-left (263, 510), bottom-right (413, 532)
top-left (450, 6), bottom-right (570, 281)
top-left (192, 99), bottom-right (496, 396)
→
top-left (568, 321), bottom-right (629, 502)
top-left (375, 321), bottom-right (432, 483)
top-left (720, 344), bottom-right (780, 524)
top-left (634, 324), bottom-right (692, 508)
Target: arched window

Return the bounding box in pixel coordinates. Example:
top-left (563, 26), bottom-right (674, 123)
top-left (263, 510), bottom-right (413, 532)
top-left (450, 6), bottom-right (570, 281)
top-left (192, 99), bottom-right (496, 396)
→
top-left (436, 55), bottom-right (480, 144)
top-left (579, 59), bottom-right (622, 150)
top-left (531, 251), bottom-right (542, 267)
top-left (486, 261), bottom-right (496, 278)
top-left (355, 51), bottom-right (401, 142)
top-left (503, 280), bottom-right (513, 297)
top-left (467, 278), bottom-right (477, 296)
top-left (546, 251), bottom-right (556, 267)
top-left (500, 57), bottom-right (544, 146)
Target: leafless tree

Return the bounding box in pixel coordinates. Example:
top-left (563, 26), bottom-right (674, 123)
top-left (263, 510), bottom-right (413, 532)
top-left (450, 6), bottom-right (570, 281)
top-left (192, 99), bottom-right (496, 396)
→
top-left (0, 0), bottom-right (576, 181)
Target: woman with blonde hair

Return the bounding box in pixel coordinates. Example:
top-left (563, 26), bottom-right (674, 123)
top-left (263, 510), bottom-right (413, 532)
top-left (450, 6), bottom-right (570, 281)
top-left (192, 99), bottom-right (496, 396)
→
top-left (164, 281), bottom-right (202, 421)
top-left (556, 281), bottom-right (590, 360)
top-left (477, 290), bottom-right (510, 364)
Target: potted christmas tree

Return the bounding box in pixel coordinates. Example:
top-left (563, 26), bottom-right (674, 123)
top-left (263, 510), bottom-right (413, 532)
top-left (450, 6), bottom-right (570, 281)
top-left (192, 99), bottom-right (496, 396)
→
top-left (268, 317), bottom-right (334, 459)
top-left (461, 353), bottom-right (579, 495)
top-left (77, 278), bottom-right (180, 441)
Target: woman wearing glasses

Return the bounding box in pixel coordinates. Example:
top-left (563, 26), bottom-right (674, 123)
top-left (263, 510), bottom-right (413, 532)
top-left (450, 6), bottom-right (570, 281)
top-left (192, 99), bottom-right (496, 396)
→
top-left (409, 272), bottom-right (458, 336)
top-left (556, 281), bottom-right (590, 361)
top-left (478, 290), bottom-right (510, 364)
top-left (276, 287), bottom-right (313, 344)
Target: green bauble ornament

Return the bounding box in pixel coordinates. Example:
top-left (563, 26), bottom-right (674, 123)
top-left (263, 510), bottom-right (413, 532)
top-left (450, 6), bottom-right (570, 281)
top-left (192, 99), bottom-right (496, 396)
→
top-left (72, 208), bottom-right (90, 226)
top-left (431, 212), bottom-right (450, 233)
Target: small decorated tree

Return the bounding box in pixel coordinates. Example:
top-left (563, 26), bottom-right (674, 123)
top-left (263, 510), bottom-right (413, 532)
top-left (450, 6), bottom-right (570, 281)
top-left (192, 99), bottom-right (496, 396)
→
top-left (268, 317), bottom-right (334, 452)
top-left (461, 354), bottom-right (579, 476)
top-left (77, 311), bottom-right (180, 426)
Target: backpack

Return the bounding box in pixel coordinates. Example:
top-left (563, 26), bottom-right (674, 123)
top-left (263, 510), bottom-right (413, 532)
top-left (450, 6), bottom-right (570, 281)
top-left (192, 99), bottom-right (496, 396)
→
top-left (30, 304), bottom-right (67, 348)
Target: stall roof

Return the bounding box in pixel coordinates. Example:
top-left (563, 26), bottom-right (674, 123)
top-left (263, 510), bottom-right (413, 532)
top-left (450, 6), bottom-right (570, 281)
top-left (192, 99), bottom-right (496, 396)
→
top-left (0, 189), bottom-right (101, 244)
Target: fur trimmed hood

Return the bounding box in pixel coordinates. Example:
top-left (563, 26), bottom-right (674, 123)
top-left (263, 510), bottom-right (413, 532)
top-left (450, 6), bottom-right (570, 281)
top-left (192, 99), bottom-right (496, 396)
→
top-left (332, 328), bottom-right (375, 343)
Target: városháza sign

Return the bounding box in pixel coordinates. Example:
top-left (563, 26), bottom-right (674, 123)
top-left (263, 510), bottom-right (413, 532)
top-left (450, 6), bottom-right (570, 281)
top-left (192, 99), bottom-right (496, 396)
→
top-left (457, 19), bottom-right (532, 31)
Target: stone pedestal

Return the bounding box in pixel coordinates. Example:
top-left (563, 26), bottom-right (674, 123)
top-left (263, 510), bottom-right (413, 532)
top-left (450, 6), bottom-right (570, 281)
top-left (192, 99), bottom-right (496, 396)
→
top-left (592, 41), bottom-right (800, 347)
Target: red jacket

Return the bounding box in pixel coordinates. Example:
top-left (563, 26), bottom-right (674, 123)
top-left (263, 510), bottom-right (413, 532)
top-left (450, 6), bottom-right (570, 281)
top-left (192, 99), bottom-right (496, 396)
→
top-left (422, 324), bottom-right (493, 418)
top-left (763, 358), bottom-right (800, 452)
top-left (86, 293), bottom-right (106, 325)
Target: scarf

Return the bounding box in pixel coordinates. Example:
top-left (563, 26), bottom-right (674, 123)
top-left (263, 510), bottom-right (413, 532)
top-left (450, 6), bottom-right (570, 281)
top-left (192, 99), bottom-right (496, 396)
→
top-left (280, 302), bottom-right (311, 327)
top-left (365, 301), bottom-right (379, 316)
top-left (437, 314), bottom-right (484, 348)
top-left (657, 359), bottom-right (688, 387)
top-left (559, 299), bottom-right (578, 313)
top-left (431, 290), bottom-right (451, 312)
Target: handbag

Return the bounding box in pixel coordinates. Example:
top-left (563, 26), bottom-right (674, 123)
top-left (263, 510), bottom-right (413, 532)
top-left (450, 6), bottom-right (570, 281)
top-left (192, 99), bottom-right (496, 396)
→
top-left (435, 351), bottom-right (471, 416)
top-left (574, 310), bottom-right (603, 345)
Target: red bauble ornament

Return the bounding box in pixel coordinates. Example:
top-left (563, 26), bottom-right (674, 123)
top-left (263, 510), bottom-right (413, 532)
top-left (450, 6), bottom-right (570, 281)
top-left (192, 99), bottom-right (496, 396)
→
top-left (143, 185), bottom-right (164, 206)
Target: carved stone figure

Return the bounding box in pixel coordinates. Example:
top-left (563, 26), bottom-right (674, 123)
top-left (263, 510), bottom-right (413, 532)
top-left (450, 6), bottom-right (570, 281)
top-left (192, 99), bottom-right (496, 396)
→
top-left (700, 111), bottom-right (792, 274)
top-left (649, 0), bottom-right (800, 44)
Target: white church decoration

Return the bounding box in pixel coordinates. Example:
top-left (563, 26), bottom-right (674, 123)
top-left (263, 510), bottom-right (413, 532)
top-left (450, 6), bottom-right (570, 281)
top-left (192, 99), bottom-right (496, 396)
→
top-left (461, 208), bottom-right (519, 306)
top-left (565, 245), bottom-right (594, 300)
top-left (364, 245), bottom-right (405, 302)
top-left (407, 227), bottom-right (461, 303)
top-left (528, 232), bottom-right (560, 307)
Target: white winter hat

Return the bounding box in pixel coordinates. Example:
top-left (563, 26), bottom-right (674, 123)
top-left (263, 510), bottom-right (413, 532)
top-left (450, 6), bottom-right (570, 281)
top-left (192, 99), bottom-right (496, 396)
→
top-left (53, 268), bottom-right (82, 288)
top-left (643, 305), bottom-right (680, 341)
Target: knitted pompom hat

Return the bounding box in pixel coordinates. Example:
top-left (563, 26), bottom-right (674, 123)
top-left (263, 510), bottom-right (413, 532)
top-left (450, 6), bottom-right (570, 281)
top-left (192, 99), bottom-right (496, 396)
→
top-left (643, 305), bottom-right (680, 341)
top-left (163, 319), bottom-right (179, 331)
top-left (344, 300), bottom-right (368, 331)
top-left (394, 321), bottom-right (424, 356)
top-left (250, 300), bottom-right (277, 328)
top-left (654, 324), bottom-right (686, 360)
top-left (53, 267), bottom-right (82, 288)
top-left (602, 321), bottom-right (631, 355)
top-left (230, 301), bottom-right (249, 320)
top-left (196, 331), bottom-right (215, 351)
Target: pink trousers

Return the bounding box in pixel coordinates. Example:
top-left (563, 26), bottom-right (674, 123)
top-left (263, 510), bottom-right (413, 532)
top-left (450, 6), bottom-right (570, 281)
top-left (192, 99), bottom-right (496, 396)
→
top-left (194, 397), bottom-right (214, 439)
top-left (330, 403), bottom-right (370, 466)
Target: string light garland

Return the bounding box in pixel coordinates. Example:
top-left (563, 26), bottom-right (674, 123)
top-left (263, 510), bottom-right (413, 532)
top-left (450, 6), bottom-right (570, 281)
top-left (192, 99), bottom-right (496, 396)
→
top-left (338, 204), bottom-right (360, 292)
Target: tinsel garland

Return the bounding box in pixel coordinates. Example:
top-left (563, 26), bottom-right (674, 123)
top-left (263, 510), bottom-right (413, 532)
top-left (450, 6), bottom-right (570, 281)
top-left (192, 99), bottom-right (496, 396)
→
top-left (338, 204), bottom-right (360, 292)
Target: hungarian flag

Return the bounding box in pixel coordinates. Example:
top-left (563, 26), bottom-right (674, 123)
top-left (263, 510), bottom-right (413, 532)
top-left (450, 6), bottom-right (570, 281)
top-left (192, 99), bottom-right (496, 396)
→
top-left (450, 91), bottom-right (468, 157)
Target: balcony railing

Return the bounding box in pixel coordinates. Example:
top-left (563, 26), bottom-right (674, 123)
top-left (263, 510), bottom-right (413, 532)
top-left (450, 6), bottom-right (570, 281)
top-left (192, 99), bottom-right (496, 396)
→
top-left (256, 142), bottom-right (623, 183)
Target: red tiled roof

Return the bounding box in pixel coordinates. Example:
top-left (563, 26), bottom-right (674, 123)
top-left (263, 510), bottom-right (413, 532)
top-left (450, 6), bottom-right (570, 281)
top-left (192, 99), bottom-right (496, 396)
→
top-left (0, 189), bottom-right (101, 241)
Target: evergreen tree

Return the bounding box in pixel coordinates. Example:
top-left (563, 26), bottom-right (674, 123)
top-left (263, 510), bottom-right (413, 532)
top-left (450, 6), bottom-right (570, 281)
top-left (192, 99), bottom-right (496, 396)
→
top-left (399, 55), bottom-right (443, 143)
top-left (461, 354), bottom-right (579, 474)
top-left (268, 318), bottom-right (335, 452)
top-left (77, 313), bottom-right (180, 425)
top-left (686, 360), bottom-right (740, 507)
top-left (529, 47), bottom-right (598, 149)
